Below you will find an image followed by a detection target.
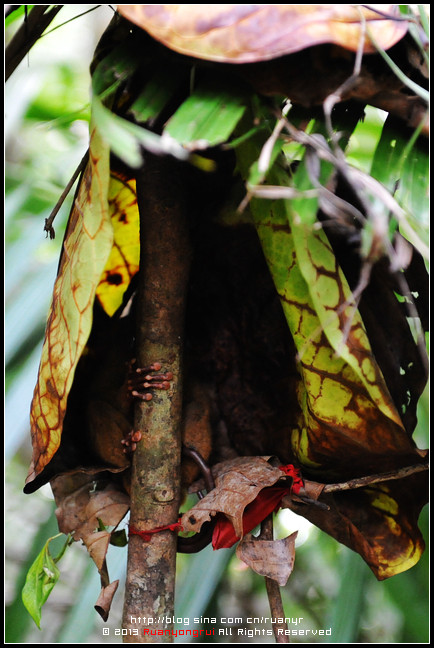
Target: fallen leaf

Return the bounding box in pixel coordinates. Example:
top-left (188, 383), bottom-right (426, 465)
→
top-left (237, 531), bottom-right (298, 586)
top-left (118, 5), bottom-right (407, 63)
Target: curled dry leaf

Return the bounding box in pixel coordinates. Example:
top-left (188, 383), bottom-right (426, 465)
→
top-left (86, 531), bottom-right (111, 573)
top-left (236, 531), bottom-right (298, 587)
top-left (181, 457), bottom-right (287, 539)
top-left (117, 5), bottom-right (407, 63)
top-left (52, 473), bottom-right (127, 619)
top-left (95, 580), bottom-right (120, 622)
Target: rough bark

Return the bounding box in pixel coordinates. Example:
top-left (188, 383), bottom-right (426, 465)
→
top-left (122, 154), bottom-right (191, 642)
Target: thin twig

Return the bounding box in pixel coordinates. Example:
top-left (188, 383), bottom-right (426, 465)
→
top-left (44, 150), bottom-right (89, 239)
top-left (323, 5), bottom-right (367, 144)
top-left (321, 462), bottom-right (428, 494)
top-left (259, 515), bottom-right (290, 644)
top-left (5, 5), bottom-right (63, 81)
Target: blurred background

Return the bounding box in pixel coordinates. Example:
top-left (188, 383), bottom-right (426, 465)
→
top-left (5, 5), bottom-right (429, 643)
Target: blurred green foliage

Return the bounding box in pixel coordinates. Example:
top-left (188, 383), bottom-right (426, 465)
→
top-left (5, 5), bottom-right (428, 644)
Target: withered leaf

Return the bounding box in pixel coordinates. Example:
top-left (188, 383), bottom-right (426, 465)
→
top-left (95, 580), bottom-right (120, 622)
top-left (181, 457), bottom-right (286, 539)
top-left (118, 5), bottom-right (407, 63)
top-left (236, 531), bottom-right (298, 587)
top-left (282, 469), bottom-right (428, 580)
top-left (52, 473), bottom-right (129, 556)
top-left (86, 531), bottom-right (111, 573)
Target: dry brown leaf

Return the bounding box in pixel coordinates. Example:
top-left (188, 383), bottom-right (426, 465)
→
top-left (86, 531), bottom-right (112, 572)
top-left (95, 580), bottom-right (120, 622)
top-left (297, 480), bottom-right (326, 502)
top-left (52, 472), bottom-right (129, 571)
top-left (118, 5), bottom-right (407, 63)
top-left (237, 531), bottom-right (298, 586)
top-left (53, 474), bottom-right (129, 541)
top-left (181, 456), bottom-right (286, 538)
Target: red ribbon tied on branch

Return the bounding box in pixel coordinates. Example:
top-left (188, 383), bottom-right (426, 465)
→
top-left (129, 521), bottom-right (183, 542)
top-left (129, 465), bottom-right (303, 549)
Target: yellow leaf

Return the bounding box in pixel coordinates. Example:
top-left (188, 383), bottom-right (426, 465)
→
top-left (95, 172), bottom-right (140, 317)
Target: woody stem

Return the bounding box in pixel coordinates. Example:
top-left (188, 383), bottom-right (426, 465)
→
top-left (260, 515), bottom-right (290, 644)
top-left (122, 153), bottom-right (191, 643)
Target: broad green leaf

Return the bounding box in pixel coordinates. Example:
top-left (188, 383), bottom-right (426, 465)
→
top-left (21, 533), bottom-right (68, 629)
top-left (128, 61), bottom-right (188, 125)
top-left (26, 120), bottom-right (112, 490)
top-left (370, 115), bottom-right (429, 251)
top-left (326, 548), bottom-right (369, 642)
top-left (91, 43), bottom-right (141, 102)
top-left (246, 136), bottom-right (285, 188)
top-left (92, 96), bottom-right (191, 168)
top-left (164, 80), bottom-right (247, 148)
top-left (243, 127), bottom-right (403, 428)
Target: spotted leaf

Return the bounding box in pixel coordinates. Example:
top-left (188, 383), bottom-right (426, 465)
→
top-left (234, 127), bottom-right (427, 578)
top-left (95, 172), bottom-right (140, 317)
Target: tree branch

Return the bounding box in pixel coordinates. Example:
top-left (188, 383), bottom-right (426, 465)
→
top-left (321, 462), bottom-right (428, 494)
top-left (5, 5), bottom-right (63, 81)
top-left (122, 154), bottom-right (191, 643)
top-left (44, 150), bottom-right (89, 239)
top-left (259, 515), bottom-right (290, 644)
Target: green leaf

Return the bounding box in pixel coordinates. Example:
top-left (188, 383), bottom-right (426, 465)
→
top-left (91, 96), bottom-right (192, 168)
top-left (164, 80), bottom-right (248, 148)
top-left (91, 44), bottom-right (141, 102)
top-left (21, 534), bottom-right (67, 629)
top-left (326, 548), bottom-right (369, 642)
top-left (370, 115), bottom-right (429, 251)
top-left (5, 5), bottom-right (33, 28)
top-left (128, 61), bottom-right (188, 125)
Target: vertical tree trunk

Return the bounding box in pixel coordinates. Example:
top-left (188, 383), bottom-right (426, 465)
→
top-left (122, 154), bottom-right (191, 642)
